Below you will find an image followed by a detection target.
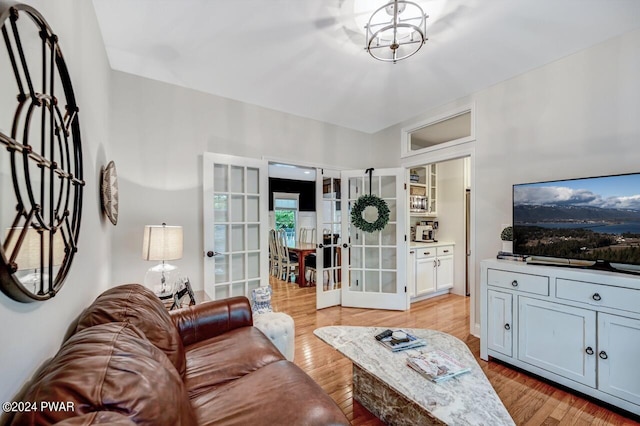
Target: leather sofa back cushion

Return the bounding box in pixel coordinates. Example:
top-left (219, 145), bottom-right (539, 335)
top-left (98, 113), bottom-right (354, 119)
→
top-left (74, 283), bottom-right (186, 377)
top-left (11, 322), bottom-right (196, 426)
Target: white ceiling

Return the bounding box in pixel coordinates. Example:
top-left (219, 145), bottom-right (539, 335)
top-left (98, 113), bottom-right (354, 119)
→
top-left (92, 0), bottom-right (640, 134)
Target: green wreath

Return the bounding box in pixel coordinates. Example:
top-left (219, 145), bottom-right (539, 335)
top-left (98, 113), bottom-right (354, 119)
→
top-left (351, 194), bottom-right (390, 233)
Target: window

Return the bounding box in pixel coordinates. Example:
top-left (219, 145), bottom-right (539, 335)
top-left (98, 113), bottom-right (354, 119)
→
top-left (273, 192), bottom-right (299, 246)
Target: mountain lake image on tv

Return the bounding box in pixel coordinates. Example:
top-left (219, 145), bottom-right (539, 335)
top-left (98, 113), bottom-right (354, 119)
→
top-left (513, 172), bottom-right (640, 269)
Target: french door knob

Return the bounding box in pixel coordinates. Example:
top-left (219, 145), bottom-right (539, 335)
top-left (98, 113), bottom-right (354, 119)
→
top-left (206, 251), bottom-right (221, 258)
top-left (318, 244), bottom-right (324, 248)
top-left (343, 243), bottom-right (349, 248)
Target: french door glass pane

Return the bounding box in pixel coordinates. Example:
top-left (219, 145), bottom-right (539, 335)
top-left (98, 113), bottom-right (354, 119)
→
top-left (232, 225), bottom-right (244, 251)
top-left (214, 195), bottom-right (228, 222)
top-left (247, 224), bottom-right (259, 250)
top-left (247, 168), bottom-right (259, 194)
top-left (231, 166), bottom-right (244, 193)
top-left (247, 196), bottom-right (259, 222)
top-left (232, 253), bottom-right (245, 281)
top-left (214, 225), bottom-right (228, 252)
top-left (365, 271), bottom-right (380, 292)
top-left (248, 252), bottom-right (260, 279)
top-left (214, 164), bottom-right (228, 192)
top-left (231, 196), bottom-right (244, 222)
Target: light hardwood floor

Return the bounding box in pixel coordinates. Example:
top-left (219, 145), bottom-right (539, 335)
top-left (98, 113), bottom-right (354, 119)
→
top-left (269, 276), bottom-right (640, 426)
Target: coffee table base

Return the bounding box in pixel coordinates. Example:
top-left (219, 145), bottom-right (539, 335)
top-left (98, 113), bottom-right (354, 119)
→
top-left (353, 364), bottom-right (446, 426)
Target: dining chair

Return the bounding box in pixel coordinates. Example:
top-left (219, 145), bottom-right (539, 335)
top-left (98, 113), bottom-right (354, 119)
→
top-left (276, 230), bottom-right (299, 283)
top-left (268, 229), bottom-right (279, 277)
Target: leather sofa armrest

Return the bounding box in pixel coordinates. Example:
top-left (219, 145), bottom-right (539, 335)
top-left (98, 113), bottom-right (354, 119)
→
top-left (169, 296), bottom-right (253, 347)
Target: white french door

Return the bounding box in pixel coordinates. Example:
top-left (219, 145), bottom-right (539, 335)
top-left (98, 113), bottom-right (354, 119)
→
top-left (203, 153), bottom-right (268, 300)
top-left (341, 168), bottom-right (407, 310)
top-left (316, 169), bottom-right (342, 309)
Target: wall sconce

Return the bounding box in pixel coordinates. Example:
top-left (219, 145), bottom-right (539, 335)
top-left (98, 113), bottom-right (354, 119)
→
top-left (142, 223), bottom-right (183, 297)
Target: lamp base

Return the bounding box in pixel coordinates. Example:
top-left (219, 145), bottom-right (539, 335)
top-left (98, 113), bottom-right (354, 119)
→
top-left (144, 262), bottom-right (181, 298)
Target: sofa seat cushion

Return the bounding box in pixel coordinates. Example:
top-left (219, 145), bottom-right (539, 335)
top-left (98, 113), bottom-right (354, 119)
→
top-left (184, 326), bottom-right (284, 398)
top-left (191, 360), bottom-right (350, 426)
top-left (74, 283), bottom-right (186, 377)
top-left (11, 322), bottom-right (196, 426)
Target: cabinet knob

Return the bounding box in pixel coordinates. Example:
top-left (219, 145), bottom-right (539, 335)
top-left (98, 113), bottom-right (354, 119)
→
top-left (585, 346), bottom-right (594, 355)
top-left (433, 260), bottom-right (437, 268)
top-left (599, 351), bottom-right (608, 360)
top-left (424, 251), bottom-right (431, 255)
top-left (511, 280), bottom-right (518, 287)
top-left (592, 293), bottom-right (602, 301)
top-left (504, 323), bottom-right (510, 330)
top-left (409, 251), bottom-right (414, 254)
top-left (437, 259), bottom-right (441, 267)
top-left (443, 249), bottom-right (449, 253)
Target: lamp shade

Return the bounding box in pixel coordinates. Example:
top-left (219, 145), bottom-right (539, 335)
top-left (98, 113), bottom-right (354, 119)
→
top-left (142, 225), bottom-right (183, 261)
top-left (4, 227), bottom-right (65, 270)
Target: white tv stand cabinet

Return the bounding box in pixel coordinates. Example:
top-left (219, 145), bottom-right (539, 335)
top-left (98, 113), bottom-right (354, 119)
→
top-left (480, 259), bottom-right (640, 416)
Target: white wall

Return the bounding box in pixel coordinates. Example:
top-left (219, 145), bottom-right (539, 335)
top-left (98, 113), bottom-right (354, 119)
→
top-left (0, 0), bottom-right (112, 405)
top-left (373, 28), bottom-right (640, 330)
top-left (434, 158), bottom-right (466, 296)
top-left (108, 72), bottom-right (377, 291)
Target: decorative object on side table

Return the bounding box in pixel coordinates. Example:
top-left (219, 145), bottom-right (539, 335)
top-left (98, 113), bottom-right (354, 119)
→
top-left (500, 225), bottom-right (513, 253)
top-left (142, 223), bottom-right (183, 298)
top-left (0, 2), bottom-right (84, 302)
top-left (100, 161), bottom-right (119, 225)
top-left (170, 277), bottom-right (195, 310)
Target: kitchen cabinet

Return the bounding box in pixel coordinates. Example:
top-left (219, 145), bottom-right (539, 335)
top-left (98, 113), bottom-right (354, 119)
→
top-left (409, 243), bottom-right (454, 301)
top-left (409, 164), bottom-right (437, 216)
top-left (407, 249), bottom-right (416, 298)
top-left (481, 259), bottom-right (640, 415)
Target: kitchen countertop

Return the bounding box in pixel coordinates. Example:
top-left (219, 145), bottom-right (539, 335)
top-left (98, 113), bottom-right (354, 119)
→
top-left (410, 241), bottom-right (455, 248)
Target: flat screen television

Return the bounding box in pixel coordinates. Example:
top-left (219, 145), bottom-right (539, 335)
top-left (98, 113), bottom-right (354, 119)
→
top-left (512, 172), bottom-right (640, 273)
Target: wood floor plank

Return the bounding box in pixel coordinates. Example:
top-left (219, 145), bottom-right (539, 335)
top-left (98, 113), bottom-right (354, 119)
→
top-left (268, 276), bottom-right (640, 425)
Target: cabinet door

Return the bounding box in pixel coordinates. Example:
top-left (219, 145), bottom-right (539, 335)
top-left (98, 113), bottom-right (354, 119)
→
top-left (598, 313), bottom-right (640, 405)
top-left (518, 297), bottom-right (596, 387)
top-left (416, 257), bottom-right (436, 296)
top-left (436, 255), bottom-right (454, 291)
top-left (408, 250), bottom-right (416, 298)
top-left (487, 290), bottom-right (513, 357)
top-left (427, 163), bottom-right (437, 215)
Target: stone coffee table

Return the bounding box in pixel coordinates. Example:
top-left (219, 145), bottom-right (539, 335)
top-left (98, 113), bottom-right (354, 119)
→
top-left (314, 326), bottom-right (514, 426)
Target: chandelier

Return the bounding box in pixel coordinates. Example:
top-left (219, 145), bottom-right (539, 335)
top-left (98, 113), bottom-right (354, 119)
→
top-left (364, 0), bottom-right (428, 63)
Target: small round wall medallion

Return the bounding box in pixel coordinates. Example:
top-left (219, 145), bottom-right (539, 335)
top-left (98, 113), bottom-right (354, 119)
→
top-left (101, 161), bottom-right (119, 225)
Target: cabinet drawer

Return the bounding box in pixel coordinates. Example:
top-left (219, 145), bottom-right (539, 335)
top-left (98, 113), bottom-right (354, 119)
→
top-left (487, 269), bottom-right (549, 296)
top-left (556, 279), bottom-right (640, 313)
top-left (416, 248), bottom-right (436, 259)
top-left (437, 245), bottom-right (454, 256)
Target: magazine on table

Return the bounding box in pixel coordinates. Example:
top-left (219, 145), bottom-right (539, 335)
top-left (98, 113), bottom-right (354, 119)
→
top-left (406, 349), bottom-right (471, 383)
top-left (375, 329), bottom-right (427, 352)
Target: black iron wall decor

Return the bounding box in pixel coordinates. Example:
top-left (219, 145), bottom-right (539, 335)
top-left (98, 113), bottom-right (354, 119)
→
top-left (0, 1), bottom-right (84, 302)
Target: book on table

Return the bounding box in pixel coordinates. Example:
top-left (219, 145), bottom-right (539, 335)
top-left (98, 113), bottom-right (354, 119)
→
top-left (376, 330), bottom-right (427, 352)
top-left (407, 349), bottom-right (471, 383)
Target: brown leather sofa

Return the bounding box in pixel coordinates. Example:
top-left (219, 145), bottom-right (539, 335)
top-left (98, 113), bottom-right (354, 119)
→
top-left (7, 284), bottom-right (350, 425)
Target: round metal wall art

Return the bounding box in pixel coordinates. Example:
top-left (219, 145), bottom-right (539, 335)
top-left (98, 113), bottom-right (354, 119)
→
top-left (0, 1), bottom-right (84, 302)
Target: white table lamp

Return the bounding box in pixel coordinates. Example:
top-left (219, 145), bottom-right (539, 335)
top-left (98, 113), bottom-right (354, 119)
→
top-left (142, 223), bottom-right (183, 297)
